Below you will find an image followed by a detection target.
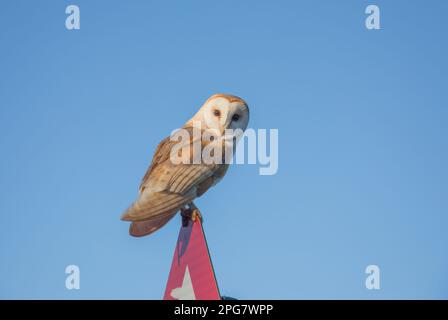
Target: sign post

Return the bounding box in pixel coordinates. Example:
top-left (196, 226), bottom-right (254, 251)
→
top-left (163, 218), bottom-right (221, 300)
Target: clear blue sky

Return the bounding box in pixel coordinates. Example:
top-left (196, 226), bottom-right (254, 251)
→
top-left (1, 0), bottom-right (447, 299)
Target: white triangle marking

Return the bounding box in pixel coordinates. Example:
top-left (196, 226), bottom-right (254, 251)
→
top-left (170, 265), bottom-right (196, 300)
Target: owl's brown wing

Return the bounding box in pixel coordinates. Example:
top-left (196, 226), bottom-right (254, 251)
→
top-left (122, 127), bottom-right (226, 236)
top-left (138, 135), bottom-right (172, 194)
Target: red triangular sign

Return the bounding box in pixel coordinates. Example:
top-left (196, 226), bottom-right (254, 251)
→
top-left (163, 219), bottom-right (221, 300)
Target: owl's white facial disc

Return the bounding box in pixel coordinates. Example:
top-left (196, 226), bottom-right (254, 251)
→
top-left (202, 97), bottom-right (230, 133)
top-left (226, 102), bottom-right (249, 133)
top-left (202, 97), bottom-right (249, 137)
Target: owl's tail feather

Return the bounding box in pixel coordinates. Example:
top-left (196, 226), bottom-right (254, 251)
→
top-left (121, 191), bottom-right (195, 237)
top-left (129, 215), bottom-right (176, 237)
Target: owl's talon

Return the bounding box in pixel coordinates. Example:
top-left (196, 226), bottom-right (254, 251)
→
top-left (191, 209), bottom-right (202, 223)
top-left (180, 206), bottom-right (202, 226)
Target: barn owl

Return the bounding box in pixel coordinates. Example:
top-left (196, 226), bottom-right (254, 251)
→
top-left (121, 94), bottom-right (249, 237)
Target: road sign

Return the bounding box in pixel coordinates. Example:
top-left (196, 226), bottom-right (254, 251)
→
top-left (163, 218), bottom-right (221, 300)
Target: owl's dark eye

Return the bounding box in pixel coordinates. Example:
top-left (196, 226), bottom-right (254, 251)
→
top-left (232, 114), bottom-right (240, 122)
top-left (213, 109), bottom-right (221, 117)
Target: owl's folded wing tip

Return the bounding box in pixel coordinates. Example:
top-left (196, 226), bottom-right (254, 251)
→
top-left (120, 212), bottom-right (133, 221)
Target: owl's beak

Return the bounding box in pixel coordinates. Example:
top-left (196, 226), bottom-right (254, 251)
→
top-left (221, 117), bottom-right (232, 135)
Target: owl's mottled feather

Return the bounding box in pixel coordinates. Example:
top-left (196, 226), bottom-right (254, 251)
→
top-left (122, 127), bottom-right (228, 236)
